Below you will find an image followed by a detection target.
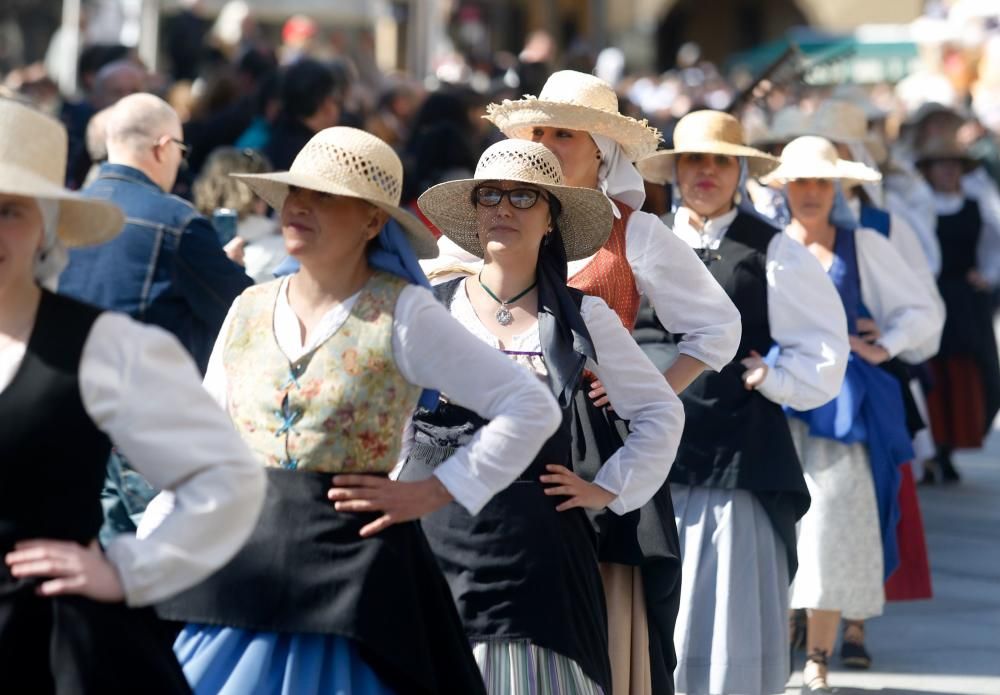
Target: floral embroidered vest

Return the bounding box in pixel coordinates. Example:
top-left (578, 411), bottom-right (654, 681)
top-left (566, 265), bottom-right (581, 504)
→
top-left (222, 271), bottom-right (421, 472)
top-left (567, 203), bottom-right (641, 330)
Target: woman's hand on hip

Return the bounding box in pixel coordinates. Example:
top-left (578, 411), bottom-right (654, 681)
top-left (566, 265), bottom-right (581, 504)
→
top-left (5, 540), bottom-right (125, 602)
top-left (540, 464), bottom-right (617, 511)
top-left (328, 474), bottom-right (454, 537)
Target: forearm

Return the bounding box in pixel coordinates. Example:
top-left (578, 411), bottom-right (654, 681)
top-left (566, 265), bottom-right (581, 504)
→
top-left (664, 353), bottom-right (709, 394)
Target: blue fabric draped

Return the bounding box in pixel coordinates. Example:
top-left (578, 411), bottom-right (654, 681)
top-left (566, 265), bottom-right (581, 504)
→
top-left (174, 624), bottom-right (397, 695)
top-left (859, 203), bottom-right (891, 238)
top-left (786, 227), bottom-right (912, 580)
top-left (272, 219), bottom-right (439, 410)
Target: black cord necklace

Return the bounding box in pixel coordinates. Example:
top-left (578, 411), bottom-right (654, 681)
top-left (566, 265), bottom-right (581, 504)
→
top-left (478, 271), bottom-right (537, 326)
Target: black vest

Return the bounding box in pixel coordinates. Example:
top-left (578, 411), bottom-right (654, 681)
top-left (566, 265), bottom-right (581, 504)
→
top-left (0, 291), bottom-right (110, 549)
top-left (666, 212), bottom-right (810, 575)
top-left (399, 279), bottom-right (613, 694)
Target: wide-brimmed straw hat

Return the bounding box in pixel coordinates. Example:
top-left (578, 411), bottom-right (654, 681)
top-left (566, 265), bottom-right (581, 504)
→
top-left (915, 136), bottom-right (979, 172)
top-left (0, 98), bottom-right (123, 246)
top-left (761, 136), bottom-right (883, 187)
top-left (635, 110), bottom-right (779, 184)
top-left (805, 100), bottom-right (888, 165)
top-left (484, 70), bottom-right (661, 161)
top-left (417, 139), bottom-right (613, 261)
top-left (234, 126), bottom-right (438, 258)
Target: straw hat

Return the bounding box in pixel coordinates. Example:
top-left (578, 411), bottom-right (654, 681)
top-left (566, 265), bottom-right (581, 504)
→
top-left (635, 110), bottom-right (779, 184)
top-left (915, 136), bottom-right (979, 172)
top-left (805, 100), bottom-right (888, 165)
top-left (761, 136), bottom-right (883, 187)
top-left (417, 140), bottom-right (613, 261)
top-left (484, 70), bottom-right (662, 161)
top-left (751, 106), bottom-right (810, 148)
top-left (234, 126), bottom-right (438, 258)
top-left (0, 98), bottom-right (123, 246)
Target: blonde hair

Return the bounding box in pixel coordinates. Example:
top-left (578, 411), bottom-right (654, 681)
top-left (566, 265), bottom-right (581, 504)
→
top-left (193, 147), bottom-right (272, 218)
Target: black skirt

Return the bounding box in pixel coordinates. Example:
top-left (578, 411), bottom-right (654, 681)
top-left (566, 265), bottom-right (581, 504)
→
top-left (157, 468), bottom-right (486, 695)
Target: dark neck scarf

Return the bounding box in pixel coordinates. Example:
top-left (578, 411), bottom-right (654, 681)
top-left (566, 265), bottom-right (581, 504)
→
top-left (536, 228), bottom-right (598, 409)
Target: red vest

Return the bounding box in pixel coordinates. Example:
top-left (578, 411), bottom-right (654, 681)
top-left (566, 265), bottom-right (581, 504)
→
top-left (568, 204), bottom-right (640, 330)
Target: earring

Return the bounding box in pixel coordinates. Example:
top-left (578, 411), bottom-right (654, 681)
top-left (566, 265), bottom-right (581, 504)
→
top-left (734, 190), bottom-right (743, 205)
top-left (595, 152), bottom-right (602, 160)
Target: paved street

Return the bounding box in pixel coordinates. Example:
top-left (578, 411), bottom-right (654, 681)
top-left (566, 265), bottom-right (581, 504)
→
top-left (785, 425), bottom-right (1000, 695)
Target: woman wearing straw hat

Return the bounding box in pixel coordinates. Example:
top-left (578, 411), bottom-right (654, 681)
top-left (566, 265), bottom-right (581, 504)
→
top-left (801, 98), bottom-right (945, 670)
top-left (761, 136), bottom-right (943, 694)
top-left (400, 138), bottom-right (684, 695)
top-left (635, 111), bottom-right (849, 695)
top-left (916, 135), bottom-right (1000, 482)
top-left (146, 127), bottom-right (565, 694)
top-left (0, 99), bottom-right (267, 691)
top-left (486, 69), bottom-right (740, 695)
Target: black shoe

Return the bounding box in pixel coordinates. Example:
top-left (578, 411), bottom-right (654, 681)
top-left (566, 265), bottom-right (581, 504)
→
top-left (840, 638), bottom-right (872, 669)
top-left (919, 461), bottom-right (938, 486)
top-left (938, 453), bottom-right (961, 483)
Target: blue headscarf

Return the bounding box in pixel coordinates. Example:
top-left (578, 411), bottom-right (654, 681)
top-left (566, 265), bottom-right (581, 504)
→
top-left (274, 219), bottom-right (440, 410)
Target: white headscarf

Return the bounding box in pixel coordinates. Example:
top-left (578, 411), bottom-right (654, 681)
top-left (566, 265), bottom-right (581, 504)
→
top-left (845, 141), bottom-right (885, 208)
top-left (593, 133), bottom-right (647, 214)
top-left (34, 199), bottom-right (69, 291)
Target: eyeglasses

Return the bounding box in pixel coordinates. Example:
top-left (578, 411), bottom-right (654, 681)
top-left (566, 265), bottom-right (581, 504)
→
top-left (156, 137), bottom-right (190, 161)
top-left (473, 185), bottom-right (550, 210)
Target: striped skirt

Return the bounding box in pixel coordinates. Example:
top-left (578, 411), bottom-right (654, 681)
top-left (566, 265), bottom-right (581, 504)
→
top-left (472, 640), bottom-right (604, 695)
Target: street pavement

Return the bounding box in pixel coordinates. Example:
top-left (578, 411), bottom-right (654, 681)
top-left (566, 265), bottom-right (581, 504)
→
top-left (785, 425), bottom-right (1000, 694)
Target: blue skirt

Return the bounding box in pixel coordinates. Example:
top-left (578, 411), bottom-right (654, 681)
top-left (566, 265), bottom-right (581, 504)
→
top-left (174, 624), bottom-right (397, 695)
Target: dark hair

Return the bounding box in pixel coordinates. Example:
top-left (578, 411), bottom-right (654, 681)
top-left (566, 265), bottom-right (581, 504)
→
top-left (281, 59), bottom-right (337, 121)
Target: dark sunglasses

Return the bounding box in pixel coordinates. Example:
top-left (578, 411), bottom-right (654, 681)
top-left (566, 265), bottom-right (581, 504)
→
top-left (473, 185), bottom-right (550, 210)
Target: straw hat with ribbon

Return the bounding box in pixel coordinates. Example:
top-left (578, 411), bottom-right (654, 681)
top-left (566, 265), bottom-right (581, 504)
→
top-left (761, 136), bottom-right (883, 188)
top-left (484, 70), bottom-right (662, 161)
top-left (0, 98), bottom-right (123, 246)
top-left (914, 136), bottom-right (979, 172)
top-left (418, 139), bottom-right (613, 261)
top-left (635, 110), bottom-right (779, 184)
top-left (234, 126), bottom-right (438, 259)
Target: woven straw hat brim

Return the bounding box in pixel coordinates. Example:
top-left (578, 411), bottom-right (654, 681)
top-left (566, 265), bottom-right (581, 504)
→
top-left (0, 162), bottom-right (123, 247)
top-left (417, 177), bottom-right (613, 262)
top-left (636, 142), bottom-right (780, 184)
top-left (915, 151), bottom-right (979, 172)
top-left (485, 99), bottom-right (661, 161)
top-left (233, 170), bottom-right (438, 259)
top-left (760, 159), bottom-right (883, 187)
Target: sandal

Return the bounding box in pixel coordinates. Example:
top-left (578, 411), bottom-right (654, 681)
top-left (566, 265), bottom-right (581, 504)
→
top-left (802, 650), bottom-right (833, 694)
top-left (840, 620), bottom-right (872, 669)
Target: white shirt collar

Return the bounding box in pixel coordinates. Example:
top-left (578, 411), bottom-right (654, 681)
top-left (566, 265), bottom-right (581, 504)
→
top-left (932, 192), bottom-right (966, 216)
top-left (673, 206), bottom-right (740, 250)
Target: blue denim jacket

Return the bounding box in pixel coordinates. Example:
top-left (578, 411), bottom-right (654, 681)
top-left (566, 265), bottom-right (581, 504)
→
top-left (59, 163), bottom-right (253, 373)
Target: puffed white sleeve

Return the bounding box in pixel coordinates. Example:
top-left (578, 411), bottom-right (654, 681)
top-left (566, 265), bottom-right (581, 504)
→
top-left (392, 286), bottom-right (562, 515)
top-left (755, 234), bottom-right (849, 410)
top-left (626, 210), bottom-right (742, 371)
top-left (580, 296), bottom-right (684, 515)
top-left (886, 185), bottom-right (941, 276)
top-left (887, 215), bottom-right (947, 358)
top-left (968, 172), bottom-right (1000, 287)
top-left (856, 228), bottom-right (945, 363)
top-left (201, 296), bottom-right (240, 409)
top-left (79, 313), bottom-right (265, 607)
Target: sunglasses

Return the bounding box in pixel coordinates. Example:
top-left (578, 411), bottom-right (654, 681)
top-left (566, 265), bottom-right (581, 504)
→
top-left (473, 185), bottom-right (550, 210)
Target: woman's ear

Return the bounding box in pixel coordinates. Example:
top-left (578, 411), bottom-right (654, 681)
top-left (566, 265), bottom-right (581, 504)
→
top-left (365, 208), bottom-right (389, 240)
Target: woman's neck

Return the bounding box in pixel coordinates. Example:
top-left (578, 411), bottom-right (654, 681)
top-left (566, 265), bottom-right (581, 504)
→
top-left (478, 257), bottom-right (538, 300)
top-left (786, 218), bottom-right (836, 250)
top-left (685, 203), bottom-right (735, 231)
top-left (0, 280), bottom-right (42, 341)
top-left (290, 255), bottom-right (374, 308)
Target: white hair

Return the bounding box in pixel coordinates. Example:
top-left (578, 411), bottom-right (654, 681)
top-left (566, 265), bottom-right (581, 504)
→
top-left (105, 93), bottom-right (179, 154)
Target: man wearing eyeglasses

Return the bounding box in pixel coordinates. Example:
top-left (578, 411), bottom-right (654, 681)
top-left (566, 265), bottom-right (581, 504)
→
top-left (59, 93), bottom-right (255, 548)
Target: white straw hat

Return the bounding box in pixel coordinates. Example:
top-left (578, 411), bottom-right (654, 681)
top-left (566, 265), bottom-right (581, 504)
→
top-left (635, 110), bottom-right (779, 184)
top-left (484, 70), bottom-right (662, 161)
top-left (0, 98), bottom-right (123, 246)
top-left (761, 136), bottom-right (883, 188)
top-left (234, 126), bottom-right (438, 259)
top-left (417, 139), bottom-right (613, 262)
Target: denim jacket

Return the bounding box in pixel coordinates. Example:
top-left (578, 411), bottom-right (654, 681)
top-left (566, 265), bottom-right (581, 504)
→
top-left (60, 163), bottom-right (253, 373)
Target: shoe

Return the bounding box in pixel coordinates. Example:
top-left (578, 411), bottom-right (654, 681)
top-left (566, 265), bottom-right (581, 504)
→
top-left (919, 459), bottom-right (938, 485)
top-left (841, 619), bottom-right (872, 669)
top-left (938, 453), bottom-right (961, 483)
top-left (840, 638), bottom-right (872, 669)
top-left (801, 651), bottom-right (833, 694)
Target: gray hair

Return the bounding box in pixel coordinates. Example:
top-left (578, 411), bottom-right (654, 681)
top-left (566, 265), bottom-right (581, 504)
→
top-left (105, 93), bottom-right (179, 154)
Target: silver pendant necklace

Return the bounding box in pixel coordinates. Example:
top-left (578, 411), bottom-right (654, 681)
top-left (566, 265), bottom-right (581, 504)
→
top-left (478, 271), bottom-right (537, 327)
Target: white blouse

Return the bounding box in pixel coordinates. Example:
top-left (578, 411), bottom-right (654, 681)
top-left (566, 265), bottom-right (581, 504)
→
top-left (672, 207), bottom-right (849, 411)
top-left (432, 278), bottom-right (684, 515)
top-left (566, 203), bottom-right (742, 372)
top-left (0, 312), bottom-right (266, 608)
top-left (202, 277), bottom-right (562, 516)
